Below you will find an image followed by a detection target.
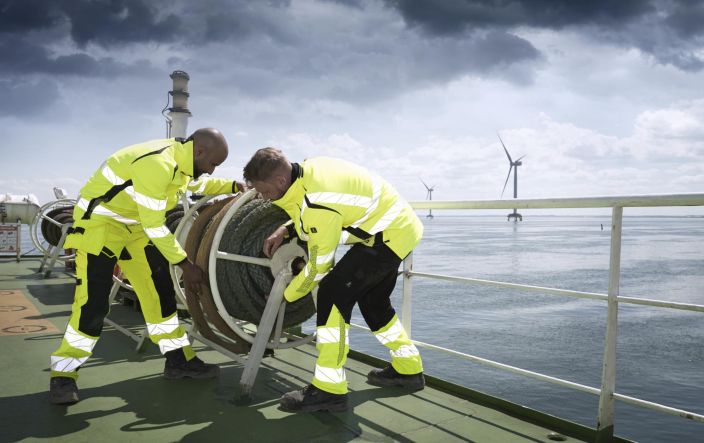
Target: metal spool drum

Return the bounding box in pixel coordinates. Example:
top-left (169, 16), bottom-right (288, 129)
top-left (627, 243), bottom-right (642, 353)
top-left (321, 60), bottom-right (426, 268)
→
top-left (30, 199), bottom-right (77, 260)
top-left (173, 190), bottom-right (315, 352)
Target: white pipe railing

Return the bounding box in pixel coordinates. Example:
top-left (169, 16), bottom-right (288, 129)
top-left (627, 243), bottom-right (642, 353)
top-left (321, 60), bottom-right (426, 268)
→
top-left (398, 193), bottom-right (704, 440)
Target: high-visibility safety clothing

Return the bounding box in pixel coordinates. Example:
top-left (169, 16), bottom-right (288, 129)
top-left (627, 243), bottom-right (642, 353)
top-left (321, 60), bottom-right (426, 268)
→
top-left (65, 137), bottom-right (238, 264)
top-left (51, 138), bottom-right (236, 379)
top-left (273, 157), bottom-right (423, 303)
top-left (272, 157), bottom-right (423, 395)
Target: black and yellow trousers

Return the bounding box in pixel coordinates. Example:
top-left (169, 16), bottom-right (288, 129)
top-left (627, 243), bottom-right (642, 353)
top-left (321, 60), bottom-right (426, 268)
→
top-left (312, 239), bottom-right (423, 395)
top-left (50, 219), bottom-right (195, 379)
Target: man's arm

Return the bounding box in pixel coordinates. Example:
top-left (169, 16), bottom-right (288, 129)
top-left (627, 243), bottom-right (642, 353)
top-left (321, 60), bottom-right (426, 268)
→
top-left (283, 209), bottom-right (341, 303)
top-left (188, 177), bottom-right (247, 195)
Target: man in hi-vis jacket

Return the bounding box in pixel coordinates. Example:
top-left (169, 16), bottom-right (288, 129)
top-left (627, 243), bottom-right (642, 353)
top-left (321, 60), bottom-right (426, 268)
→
top-left (49, 128), bottom-right (245, 405)
top-left (243, 147), bottom-right (424, 413)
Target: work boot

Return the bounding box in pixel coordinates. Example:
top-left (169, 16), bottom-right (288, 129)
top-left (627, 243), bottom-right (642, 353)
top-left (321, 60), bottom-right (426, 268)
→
top-left (163, 349), bottom-right (219, 380)
top-left (367, 365), bottom-right (425, 390)
top-left (49, 377), bottom-right (79, 405)
top-left (280, 384), bottom-right (348, 412)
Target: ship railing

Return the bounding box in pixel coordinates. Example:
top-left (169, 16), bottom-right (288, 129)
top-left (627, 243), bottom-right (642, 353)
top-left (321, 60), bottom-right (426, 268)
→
top-left (348, 192), bottom-right (704, 442)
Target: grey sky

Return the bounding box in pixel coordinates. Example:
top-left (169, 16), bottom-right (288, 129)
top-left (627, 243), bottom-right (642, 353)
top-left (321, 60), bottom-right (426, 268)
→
top-left (1, 0), bottom-right (703, 214)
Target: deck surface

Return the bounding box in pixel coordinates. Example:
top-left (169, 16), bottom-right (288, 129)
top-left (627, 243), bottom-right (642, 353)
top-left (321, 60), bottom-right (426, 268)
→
top-left (0, 257), bottom-right (592, 443)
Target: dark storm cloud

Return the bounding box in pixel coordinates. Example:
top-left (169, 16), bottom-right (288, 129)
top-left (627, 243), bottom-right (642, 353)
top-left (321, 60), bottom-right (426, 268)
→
top-left (0, 0), bottom-right (180, 46)
top-left (384, 0), bottom-right (654, 34)
top-left (384, 0), bottom-right (704, 72)
top-left (0, 35), bottom-right (157, 77)
top-left (60, 0), bottom-right (180, 47)
top-left (0, 79), bottom-right (60, 117)
top-left (0, 0), bottom-right (62, 33)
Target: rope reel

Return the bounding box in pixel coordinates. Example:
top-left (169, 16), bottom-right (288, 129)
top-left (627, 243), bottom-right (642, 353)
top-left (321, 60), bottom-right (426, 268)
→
top-left (173, 191), bottom-right (316, 352)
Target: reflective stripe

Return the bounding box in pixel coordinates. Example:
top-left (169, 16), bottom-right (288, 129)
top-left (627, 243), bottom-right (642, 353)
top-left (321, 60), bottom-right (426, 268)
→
top-left (339, 231), bottom-right (350, 244)
top-left (63, 325), bottom-right (97, 353)
top-left (50, 355), bottom-right (88, 372)
top-left (144, 225), bottom-right (171, 239)
top-left (374, 319), bottom-right (404, 345)
top-left (298, 197), bottom-right (310, 241)
top-left (307, 191), bottom-right (371, 208)
top-left (102, 164), bottom-right (167, 210)
top-left (77, 198), bottom-right (139, 224)
top-left (368, 198), bottom-right (405, 235)
top-left (316, 327), bottom-right (349, 345)
top-left (390, 344), bottom-right (420, 358)
top-left (191, 178), bottom-right (207, 194)
top-left (316, 250), bottom-right (336, 265)
top-left (158, 332), bottom-right (190, 354)
top-left (132, 191), bottom-right (167, 211)
top-left (313, 271), bottom-right (328, 282)
top-left (102, 164), bottom-right (125, 185)
top-left (314, 365), bottom-right (347, 384)
top-left (147, 315), bottom-right (180, 336)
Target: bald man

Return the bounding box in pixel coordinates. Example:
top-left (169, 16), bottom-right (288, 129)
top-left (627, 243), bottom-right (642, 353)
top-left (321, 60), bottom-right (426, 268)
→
top-left (49, 129), bottom-right (246, 405)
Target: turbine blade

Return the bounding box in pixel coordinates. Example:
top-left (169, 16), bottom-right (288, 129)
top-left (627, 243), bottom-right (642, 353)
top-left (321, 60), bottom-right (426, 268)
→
top-left (516, 154), bottom-right (527, 162)
top-left (497, 133), bottom-right (513, 163)
top-left (500, 165), bottom-right (513, 198)
top-left (420, 178), bottom-right (430, 190)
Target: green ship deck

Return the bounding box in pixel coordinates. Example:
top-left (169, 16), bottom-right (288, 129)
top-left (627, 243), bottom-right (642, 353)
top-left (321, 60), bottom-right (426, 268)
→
top-left (0, 257), bottom-right (631, 443)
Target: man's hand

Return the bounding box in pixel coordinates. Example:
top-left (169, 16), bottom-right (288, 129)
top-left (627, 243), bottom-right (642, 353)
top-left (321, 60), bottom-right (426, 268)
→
top-left (179, 259), bottom-right (207, 295)
top-left (263, 225), bottom-right (288, 258)
top-left (235, 180), bottom-right (249, 193)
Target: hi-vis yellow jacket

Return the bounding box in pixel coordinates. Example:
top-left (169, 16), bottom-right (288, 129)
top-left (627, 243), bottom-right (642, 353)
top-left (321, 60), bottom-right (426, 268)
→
top-left (65, 138), bottom-right (238, 264)
top-left (273, 157), bottom-right (423, 302)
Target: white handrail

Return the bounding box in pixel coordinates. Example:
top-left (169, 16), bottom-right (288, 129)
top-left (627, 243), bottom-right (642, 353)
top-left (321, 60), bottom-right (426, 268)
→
top-left (396, 193), bottom-right (704, 438)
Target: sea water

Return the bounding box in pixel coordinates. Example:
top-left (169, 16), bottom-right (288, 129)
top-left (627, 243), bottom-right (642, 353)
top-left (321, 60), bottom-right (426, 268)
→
top-left (346, 215), bottom-right (703, 443)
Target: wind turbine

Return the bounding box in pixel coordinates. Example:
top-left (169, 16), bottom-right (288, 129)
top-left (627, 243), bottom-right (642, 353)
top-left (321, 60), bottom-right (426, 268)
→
top-left (421, 179), bottom-right (435, 219)
top-left (498, 133), bottom-right (526, 222)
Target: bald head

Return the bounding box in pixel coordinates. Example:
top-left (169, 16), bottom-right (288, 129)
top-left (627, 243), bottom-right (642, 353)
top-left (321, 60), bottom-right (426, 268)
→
top-left (190, 128), bottom-right (228, 178)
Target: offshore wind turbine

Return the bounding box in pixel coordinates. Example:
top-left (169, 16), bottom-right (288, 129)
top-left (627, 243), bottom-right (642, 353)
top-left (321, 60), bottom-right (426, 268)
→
top-left (498, 133), bottom-right (526, 222)
top-left (421, 179), bottom-right (435, 219)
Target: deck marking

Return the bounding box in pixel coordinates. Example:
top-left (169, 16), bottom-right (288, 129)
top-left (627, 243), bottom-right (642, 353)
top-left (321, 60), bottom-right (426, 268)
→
top-left (0, 290), bottom-right (59, 335)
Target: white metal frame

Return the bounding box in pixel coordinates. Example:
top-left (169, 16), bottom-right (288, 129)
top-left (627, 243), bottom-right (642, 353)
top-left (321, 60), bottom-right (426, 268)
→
top-left (30, 198), bottom-right (77, 277)
top-left (157, 190), bottom-right (314, 398)
top-left (382, 193), bottom-right (704, 441)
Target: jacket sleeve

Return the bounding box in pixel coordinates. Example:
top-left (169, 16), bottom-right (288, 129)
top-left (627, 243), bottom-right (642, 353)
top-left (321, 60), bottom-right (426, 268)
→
top-left (284, 208), bottom-right (341, 302)
top-left (187, 177), bottom-right (239, 195)
top-left (131, 158), bottom-right (188, 264)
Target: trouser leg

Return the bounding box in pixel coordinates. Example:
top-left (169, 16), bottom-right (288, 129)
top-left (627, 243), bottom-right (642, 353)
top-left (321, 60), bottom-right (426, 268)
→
top-left (50, 248), bottom-right (117, 379)
top-left (119, 235), bottom-right (195, 361)
top-left (312, 242), bottom-right (408, 394)
top-left (358, 250), bottom-right (423, 375)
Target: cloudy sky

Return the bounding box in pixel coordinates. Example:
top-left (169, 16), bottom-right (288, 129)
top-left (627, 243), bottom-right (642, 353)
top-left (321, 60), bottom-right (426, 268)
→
top-left (2, 0), bottom-right (703, 215)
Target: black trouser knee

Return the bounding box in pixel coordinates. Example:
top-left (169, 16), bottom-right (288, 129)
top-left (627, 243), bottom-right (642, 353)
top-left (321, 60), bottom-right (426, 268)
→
top-left (316, 241), bottom-right (401, 329)
top-left (79, 247), bottom-right (117, 336)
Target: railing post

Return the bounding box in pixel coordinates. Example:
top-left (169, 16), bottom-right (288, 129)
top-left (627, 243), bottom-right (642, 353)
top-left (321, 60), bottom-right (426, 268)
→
top-left (401, 252), bottom-right (413, 338)
top-left (596, 206), bottom-right (623, 442)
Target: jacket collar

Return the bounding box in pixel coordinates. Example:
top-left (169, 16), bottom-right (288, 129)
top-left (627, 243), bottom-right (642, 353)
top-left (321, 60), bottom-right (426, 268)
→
top-left (274, 162), bottom-right (304, 212)
top-left (173, 138), bottom-right (195, 177)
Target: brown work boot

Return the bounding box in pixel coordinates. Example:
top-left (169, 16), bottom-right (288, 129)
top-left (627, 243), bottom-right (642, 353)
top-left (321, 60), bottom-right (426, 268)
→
top-left (164, 349), bottom-right (219, 380)
top-left (367, 365), bottom-right (425, 390)
top-left (280, 384), bottom-right (348, 412)
top-left (49, 376), bottom-right (79, 405)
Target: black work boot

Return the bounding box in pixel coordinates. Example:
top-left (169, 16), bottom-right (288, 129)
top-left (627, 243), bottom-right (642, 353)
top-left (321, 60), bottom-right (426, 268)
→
top-left (49, 377), bottom-right (79, 405)
top-left (280, 384), bottom-right (348, 412)
top-left (163, 349), bottom-right (220, 380)
top-left (367, 365), bottom-right (425, 390)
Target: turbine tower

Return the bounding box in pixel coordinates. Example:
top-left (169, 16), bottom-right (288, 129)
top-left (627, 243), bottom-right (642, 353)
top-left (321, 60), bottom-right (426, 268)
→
top-left (498, 133), bottom-right (526, 222)
top-left (421, 179), bottom-right (435, 219)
